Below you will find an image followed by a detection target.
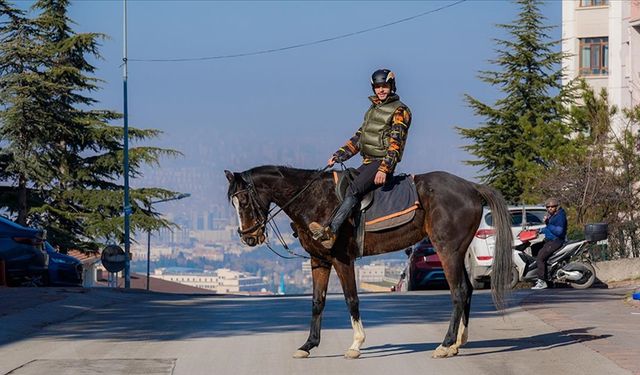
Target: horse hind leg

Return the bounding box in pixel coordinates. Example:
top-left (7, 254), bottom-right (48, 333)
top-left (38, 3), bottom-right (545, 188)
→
top-left (346, 315), bottom-right (366, 359)
top-left (432, 242), bottom-right (474, 358)
top-left (293, 259), bottom-right (331, 359)
top-left (456, 267), bottom-right (473, 348)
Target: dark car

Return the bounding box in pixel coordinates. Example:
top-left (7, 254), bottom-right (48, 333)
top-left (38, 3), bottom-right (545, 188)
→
top-left (45, 242), bottom-right (83, 287)
top-left (407, 238), bottom-right (447, 290)
top-left (0, 216), bottom-right (48, 286)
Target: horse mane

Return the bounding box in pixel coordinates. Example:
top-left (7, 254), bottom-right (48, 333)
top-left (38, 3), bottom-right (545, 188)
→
top-left (226, 165), bottom-right (327, 201)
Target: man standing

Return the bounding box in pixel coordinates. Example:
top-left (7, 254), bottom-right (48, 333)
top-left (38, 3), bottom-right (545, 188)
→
top-left (532, 197), bottom-right (568, 290)
top-left (309, 68), bottom-right (412, 249)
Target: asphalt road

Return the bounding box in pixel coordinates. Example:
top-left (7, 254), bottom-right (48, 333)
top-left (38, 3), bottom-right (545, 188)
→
top-left (0, 287), bottom-right (636, 375)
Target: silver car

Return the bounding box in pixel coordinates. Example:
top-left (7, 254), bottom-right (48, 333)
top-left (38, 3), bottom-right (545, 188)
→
top-left (465, 205), bottom-right (547, 289)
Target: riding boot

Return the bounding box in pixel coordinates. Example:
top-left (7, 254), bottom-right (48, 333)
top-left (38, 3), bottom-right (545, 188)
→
top-left (309, 195), bottom-right (358, 249)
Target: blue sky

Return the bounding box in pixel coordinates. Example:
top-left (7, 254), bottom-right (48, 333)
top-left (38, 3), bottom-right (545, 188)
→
top-left (61, 0), bottom-right (561, 184)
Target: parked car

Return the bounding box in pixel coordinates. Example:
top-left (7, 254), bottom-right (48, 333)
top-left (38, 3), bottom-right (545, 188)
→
top-left (406, 238), bottom-right (447, 290)
top-left (465, 205), bottom-right (547, 289)
top-left (0, 216), bottom-right (48, 286)
top-left (45, 242), bottom-right (83, 287)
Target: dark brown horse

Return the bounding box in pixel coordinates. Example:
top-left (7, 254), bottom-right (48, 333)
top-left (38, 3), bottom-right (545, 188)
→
top-left (225, 165), bottom-right (512, 359)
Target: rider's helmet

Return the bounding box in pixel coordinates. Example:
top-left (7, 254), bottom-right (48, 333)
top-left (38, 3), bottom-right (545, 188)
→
top-left (371, 69), bottom-right (396, 93)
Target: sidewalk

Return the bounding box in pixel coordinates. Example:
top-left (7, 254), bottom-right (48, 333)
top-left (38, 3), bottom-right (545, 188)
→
top-left (521, 282), bottom-right (640, 375)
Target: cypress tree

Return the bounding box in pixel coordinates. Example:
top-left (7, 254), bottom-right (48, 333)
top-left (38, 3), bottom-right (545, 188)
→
top-left (457, 0), bottom-right (572, 203)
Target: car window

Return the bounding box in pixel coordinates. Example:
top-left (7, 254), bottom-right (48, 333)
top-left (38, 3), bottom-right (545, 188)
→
top-left (485, 209), bottom-right (546, 227)
top-left (525, 210), bottom-right (546, 224)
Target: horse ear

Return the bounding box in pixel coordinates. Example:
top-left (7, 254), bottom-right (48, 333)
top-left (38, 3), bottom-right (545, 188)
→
top-left (224, 170), bottom-right (235, 183)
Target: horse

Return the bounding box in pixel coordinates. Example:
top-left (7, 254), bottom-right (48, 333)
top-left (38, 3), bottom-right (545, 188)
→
top-left (224, 165), bottom-right (513, 359)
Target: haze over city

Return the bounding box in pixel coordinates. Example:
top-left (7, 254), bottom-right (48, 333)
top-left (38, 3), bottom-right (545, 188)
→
top-left (62, 1), bottom-right (561, 217)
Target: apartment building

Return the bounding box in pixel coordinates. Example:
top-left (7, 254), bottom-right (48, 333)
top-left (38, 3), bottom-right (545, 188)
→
top-left (152, 268), bottom-right (269, 294)
top-left (562, 0), bottom-right (640, 132)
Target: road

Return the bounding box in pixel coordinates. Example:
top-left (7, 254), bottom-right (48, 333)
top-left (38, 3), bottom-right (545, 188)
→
top-left (0, 287), bottom-right (637, 375)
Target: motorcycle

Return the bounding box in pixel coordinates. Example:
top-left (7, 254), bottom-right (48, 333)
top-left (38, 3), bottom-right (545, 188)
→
top-left (511, 223), bottom-right (607, 289)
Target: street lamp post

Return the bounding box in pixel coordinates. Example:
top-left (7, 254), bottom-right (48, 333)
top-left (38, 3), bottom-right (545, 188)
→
top-left (146, 193), bottom-right (191, 291)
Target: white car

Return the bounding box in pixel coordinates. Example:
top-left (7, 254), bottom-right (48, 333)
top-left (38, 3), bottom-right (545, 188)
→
top-left (465, 205), bottom-right (547, 289)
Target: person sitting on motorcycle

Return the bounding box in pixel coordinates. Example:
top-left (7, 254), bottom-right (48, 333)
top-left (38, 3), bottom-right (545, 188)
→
top-left (532, 197), bottom-right (568, 290)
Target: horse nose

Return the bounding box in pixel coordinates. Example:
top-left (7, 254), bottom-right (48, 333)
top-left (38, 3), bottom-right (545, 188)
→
top-left (245, 237), bottom-right (256, 246)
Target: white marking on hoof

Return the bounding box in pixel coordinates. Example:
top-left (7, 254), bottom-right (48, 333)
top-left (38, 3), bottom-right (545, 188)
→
top-left (344, 349), bottom-right (361, 359)
top-left (432, 344), bottom-right (459, 358)
top-left (344, 316), bottom-right (366, 358)
top-left (292, 350), bottom-right (310, 359)
top-left (456, 319), bottom-right (468, 347)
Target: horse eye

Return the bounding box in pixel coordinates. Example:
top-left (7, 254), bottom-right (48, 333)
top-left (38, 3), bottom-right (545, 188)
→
top-left (237, 195), bottom-right (249, 205)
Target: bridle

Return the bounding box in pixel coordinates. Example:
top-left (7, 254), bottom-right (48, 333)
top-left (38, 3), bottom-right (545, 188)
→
top-left (232, 171), bottom-right (269, 237)
top-left (231, 166), bottom-right (331, 257)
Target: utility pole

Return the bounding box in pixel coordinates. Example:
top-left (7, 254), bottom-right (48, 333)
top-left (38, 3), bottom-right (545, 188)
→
top-left (122, 0), bottom-right (131, 288)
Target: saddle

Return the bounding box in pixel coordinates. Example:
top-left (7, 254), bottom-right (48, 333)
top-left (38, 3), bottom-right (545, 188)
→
top-left (332, 169), bottom-right (420, 256)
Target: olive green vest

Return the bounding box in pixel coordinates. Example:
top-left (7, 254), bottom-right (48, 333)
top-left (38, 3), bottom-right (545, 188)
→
top-left (358, 94), bottom-right (405, 158)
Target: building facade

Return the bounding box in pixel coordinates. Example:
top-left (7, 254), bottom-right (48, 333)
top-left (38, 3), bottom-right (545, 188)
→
top-left (562, 0), bottom-right (640, 131)
top-left (152, 268), bottom-right (269, 294)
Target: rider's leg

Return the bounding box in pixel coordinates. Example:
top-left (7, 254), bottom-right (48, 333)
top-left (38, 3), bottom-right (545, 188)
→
top-left (310, 161), bottom-right (382, 249)
top-left (328, 195), bottom-right (358, 234)
top-left (534, 239), bottom-right (563, 286)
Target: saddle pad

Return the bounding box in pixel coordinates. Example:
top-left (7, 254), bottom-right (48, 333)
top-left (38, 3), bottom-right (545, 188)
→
top-left (364, 174), bottom-right (419, 232)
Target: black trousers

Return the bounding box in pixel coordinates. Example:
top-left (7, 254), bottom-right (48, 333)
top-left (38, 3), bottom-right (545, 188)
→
top-left (536, 239), bottom-right (564, 280)
top-left (347, 160), bottom-right (388, 198)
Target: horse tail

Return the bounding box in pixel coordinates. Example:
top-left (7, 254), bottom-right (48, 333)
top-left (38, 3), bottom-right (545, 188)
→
top-left (474, 184), bottom-right (513, 312)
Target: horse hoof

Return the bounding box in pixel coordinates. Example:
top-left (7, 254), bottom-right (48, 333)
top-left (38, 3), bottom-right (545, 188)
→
top-left (344, 349), bottom-right (361, 359)
top-left (431, 344), bottom-right (458, 358)
top-left (459, 331), bottom-right (469, 347)
top-left (292, 350), bottom-right (310, 359)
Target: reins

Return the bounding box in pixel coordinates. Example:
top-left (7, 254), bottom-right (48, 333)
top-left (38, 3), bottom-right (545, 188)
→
top-left (236, 165), bottom-right (333, 262)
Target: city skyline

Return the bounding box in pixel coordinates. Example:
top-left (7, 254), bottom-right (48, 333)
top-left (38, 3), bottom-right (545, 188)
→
top-left (61, 1), bottom-right (562, 222)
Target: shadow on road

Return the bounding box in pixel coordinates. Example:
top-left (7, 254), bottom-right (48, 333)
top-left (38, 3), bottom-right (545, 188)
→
top-left (0, 286), bottom-right (626, 353)
top-left (358, 326), bottom-right (611, 358)
top-left (6, 291), bottom-right (502, 344)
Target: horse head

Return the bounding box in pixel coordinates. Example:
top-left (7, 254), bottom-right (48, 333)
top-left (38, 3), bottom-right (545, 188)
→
top-left (225, 169), bottom-right (269, 247)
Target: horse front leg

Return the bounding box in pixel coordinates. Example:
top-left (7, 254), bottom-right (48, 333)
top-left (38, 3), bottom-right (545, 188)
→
top-left (293, 258), bottom-right (331, 359)
top-left (333, 256), bottom-right (365, 359)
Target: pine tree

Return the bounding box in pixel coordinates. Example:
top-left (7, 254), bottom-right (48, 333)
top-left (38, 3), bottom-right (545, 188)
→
top-left (0, 1), bottom-right (53, 225)
top-left (457, 0), bottom-right (572, 203)
top-left (0, 0), bottom-right (182, 250)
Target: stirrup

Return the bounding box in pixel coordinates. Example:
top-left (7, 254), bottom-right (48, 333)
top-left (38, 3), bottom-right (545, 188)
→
top-left (308, 222), bottom-right (336, 249)
top-left (309, 222), bottom-right (326, 241)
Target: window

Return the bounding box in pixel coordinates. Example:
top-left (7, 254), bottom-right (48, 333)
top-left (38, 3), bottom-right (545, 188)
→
top-left (510, 212), bottom-right (546, 226)
top-left (579, 37), bottom-right (608, 76)
top-left (579, 0), bottom-right (608, 7)
top-left (485, 209), bottom-right (546, 227)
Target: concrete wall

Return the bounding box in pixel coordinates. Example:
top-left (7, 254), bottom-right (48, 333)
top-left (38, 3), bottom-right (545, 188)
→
top-left (594, 258), bottom-right (640, 282)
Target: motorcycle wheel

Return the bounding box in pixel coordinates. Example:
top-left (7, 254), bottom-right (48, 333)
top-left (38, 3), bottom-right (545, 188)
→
top-left (566, 262), bottom-right (596, 289)
top-left (509, 266), bottom-right (519, 289)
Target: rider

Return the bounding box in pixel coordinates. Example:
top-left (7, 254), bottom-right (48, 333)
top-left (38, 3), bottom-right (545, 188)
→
top-left (532, 197), bottom-right (568, 290)
top-left (309, 68), bottom-right (412, 249)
